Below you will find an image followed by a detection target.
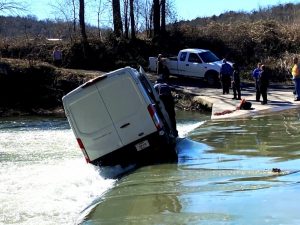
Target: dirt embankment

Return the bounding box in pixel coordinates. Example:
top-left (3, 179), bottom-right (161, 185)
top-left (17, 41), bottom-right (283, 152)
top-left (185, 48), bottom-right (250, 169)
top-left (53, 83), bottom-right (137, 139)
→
top-left (0, 58), bottom-right (102, 117)
top-left (0, 58), bottom-right (206, 117)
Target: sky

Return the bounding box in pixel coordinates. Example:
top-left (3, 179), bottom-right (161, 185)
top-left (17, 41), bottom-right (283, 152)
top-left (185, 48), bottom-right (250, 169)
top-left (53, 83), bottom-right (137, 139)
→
top-left (12, 0), bottom-right (300, 25)
top-left (175, 0), bottom-right (300, 21)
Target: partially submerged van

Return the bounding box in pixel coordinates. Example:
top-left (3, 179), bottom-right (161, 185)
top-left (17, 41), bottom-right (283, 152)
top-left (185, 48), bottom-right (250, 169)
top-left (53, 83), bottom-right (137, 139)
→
top-left (62, 67), bottom-right (177, 167)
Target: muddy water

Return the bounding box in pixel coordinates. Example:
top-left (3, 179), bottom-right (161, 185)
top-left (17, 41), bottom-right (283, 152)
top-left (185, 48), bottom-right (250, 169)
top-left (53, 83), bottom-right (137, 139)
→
top-left (1, 110), bottom-right (300, 225)
top-left (80, 110), bottom-right (300, 225)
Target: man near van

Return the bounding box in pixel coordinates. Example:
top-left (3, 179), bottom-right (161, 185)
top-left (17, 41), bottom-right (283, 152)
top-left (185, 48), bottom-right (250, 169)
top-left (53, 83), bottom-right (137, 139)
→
top-left (154, 78), bottom-right (178, 137)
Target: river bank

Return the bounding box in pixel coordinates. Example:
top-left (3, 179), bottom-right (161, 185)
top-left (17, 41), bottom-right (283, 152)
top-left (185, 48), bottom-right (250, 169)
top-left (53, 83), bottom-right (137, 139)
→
top-left (0, 58), bottom-right (207, 117)
top-left (1, 58), bottom-right (295, 118)
top-left (0, 58), bottom-right (105, 117)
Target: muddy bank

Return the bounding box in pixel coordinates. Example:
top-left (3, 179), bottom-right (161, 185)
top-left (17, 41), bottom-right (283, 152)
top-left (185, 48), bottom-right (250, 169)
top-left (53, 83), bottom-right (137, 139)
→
top-left (0, 58), bottom-right (102, 117)
top-left (0, 59), bottom-right (206, 117)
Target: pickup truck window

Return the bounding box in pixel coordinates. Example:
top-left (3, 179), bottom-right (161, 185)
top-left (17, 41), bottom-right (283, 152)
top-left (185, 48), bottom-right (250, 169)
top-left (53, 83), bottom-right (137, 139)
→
top-left (188, 53), bottom-right (201, 63)
top-left (179, 52), bottom-right (187, 61)
top-left (198, 51), bottom-right (220, 63)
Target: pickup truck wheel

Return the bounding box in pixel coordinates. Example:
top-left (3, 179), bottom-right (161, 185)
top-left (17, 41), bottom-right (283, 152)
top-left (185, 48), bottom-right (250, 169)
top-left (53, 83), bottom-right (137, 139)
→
top-left (163, 68), bottom-right (170, 80)
top-left (205, 72), bottom-right (219, 86)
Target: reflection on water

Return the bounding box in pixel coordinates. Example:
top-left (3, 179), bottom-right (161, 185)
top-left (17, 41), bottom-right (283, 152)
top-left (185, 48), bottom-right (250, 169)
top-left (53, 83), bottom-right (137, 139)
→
top-left (190, 110), bottom-right (300, 162)
top-left (81, 109), bottom-right (300, 225)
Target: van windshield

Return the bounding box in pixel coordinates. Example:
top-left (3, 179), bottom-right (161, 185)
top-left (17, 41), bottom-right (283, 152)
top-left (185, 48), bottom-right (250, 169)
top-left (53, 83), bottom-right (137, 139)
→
top-left (198, 51), bottom-right (220, 63)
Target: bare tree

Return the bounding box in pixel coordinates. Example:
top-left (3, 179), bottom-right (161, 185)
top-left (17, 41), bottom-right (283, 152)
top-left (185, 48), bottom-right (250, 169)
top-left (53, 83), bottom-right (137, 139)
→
top-left (79, 0), bottom-right (87, 43)
top-left (141, 0), bottom-right (152, 37)
top-left (112, 0), bottom-right (123, 37)
top-left (121, 0), bottom-right (135, 39)
top-left (165, 0), bottom-right (177, 24)
top-left (153, 0), bottom-right (160, 36)
top-left (49, 0), bottom-right (78, 41)
top-left (71, 0), bottom-right (77, 32)
top-left (95, 0), bottom-right (107, 40)
top-left (123, 0), bottom-right (129, 38)
top-left (0, 1), bottom-right (26, 14)
top-left (129, 0), bottom-right (135, 39)
top-left (160, 0), bottom-right (165, 32)
top-left (134, 0), bottom-right (152, 37)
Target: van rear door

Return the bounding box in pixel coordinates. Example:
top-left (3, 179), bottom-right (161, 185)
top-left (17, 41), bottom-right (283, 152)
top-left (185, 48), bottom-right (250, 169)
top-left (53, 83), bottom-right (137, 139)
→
top-left (63, 84), bottom-right (123, 162)
top-left (97, 70), bottom-right (157, 146)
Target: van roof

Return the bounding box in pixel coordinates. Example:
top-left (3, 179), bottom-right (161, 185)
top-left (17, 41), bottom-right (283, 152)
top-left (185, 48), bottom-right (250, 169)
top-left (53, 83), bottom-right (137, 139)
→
top-left (63, 67), bottom-right (137, 100)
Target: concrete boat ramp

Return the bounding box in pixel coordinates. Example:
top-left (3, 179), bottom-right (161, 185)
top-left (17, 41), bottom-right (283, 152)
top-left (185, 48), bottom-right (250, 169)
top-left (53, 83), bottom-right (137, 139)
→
top-left (173, 84), bottom-right (300, 120)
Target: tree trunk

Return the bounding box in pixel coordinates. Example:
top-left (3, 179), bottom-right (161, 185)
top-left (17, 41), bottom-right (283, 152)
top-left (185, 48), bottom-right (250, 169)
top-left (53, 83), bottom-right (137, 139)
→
top-left (153, 0), bottom-right (160, 36)
top-left (112, 0), bottom-right (123, 37)
top-left (96, 0), bottom-right (103, 40)
top-left (161, 0), bottom-right (166, 33)
top-left (129, 0), bottom-right (135, 39)
top-left (124, 0), bottom-right (129, 39)
top-left (72, 0), bottom-right (76, 32)
top-left (79, 0), bottom-right (87, 43)
top-left (97, 12), bottom-right (102, 39)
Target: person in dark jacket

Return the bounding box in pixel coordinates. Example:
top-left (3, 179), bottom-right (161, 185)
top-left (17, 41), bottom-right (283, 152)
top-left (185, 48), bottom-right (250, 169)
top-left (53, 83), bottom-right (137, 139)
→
top-left (157, 54), bottom-right (169, 81)
top-left (52, 46), bottom-right (62, 67)
top-left (231, 63), bottom-right (241, 100)
top-left (258, 65), bottom-right (269, 105)
top-left (157, 54), bottom-right (163, 75)
top-left (219, 58), bottom-right (233, 94)
top-left (154, 78), bottom-right (178, 137)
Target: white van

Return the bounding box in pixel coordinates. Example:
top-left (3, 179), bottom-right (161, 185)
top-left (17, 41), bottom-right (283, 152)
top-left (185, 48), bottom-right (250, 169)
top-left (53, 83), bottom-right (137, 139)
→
top-left (62, 67), bottom-right (177, 167)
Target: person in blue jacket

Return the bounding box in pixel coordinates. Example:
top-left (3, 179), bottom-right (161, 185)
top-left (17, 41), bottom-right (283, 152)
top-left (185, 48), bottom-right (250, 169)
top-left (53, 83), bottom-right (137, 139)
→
top-left (252, 62), bottom-right (262, 101)
top-left (219, 58), bottom-right (233, 94)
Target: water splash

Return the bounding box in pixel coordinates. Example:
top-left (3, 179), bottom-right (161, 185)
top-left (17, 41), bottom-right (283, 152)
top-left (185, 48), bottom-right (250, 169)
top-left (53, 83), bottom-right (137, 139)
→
top-left (177, 121), bottom-right (205, 138)
top-left (0, 124), bottom-right (115, 225)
